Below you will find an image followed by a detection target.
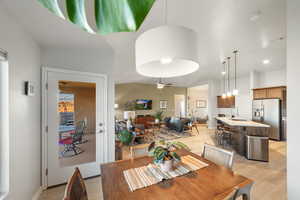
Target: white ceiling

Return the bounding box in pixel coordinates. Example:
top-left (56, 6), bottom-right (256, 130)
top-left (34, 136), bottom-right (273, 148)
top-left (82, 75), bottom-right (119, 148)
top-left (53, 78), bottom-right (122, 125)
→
top-left (2, 0), bottom-right (286, 87)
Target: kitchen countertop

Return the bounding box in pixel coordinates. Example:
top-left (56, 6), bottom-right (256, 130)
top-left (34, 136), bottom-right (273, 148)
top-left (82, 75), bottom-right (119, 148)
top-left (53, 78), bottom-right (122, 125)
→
top-left (215, 117), bottom-right (270, 128)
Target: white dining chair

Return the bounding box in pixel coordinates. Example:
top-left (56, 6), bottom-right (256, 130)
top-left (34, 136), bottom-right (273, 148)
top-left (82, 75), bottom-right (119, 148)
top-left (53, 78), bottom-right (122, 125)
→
top-left (221, 187), bottom-right (239, 200)
top-left (202, 143), bottom-right (234, 169)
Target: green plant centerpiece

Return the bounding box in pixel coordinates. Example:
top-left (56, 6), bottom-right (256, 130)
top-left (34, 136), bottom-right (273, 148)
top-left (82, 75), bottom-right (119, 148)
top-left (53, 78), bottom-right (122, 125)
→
top-left (148, 140), bottom-right (190, 172)
top-left (153, 110), bottom-right (164, 123)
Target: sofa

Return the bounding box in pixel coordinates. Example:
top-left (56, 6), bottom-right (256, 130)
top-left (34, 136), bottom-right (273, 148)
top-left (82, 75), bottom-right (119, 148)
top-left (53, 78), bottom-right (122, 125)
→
top-left (164, 117), bottom-right (191, 132)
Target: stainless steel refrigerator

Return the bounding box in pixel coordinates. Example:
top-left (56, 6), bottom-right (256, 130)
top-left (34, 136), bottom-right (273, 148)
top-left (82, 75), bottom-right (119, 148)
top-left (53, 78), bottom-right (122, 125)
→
top-left (252, 99), bottom-right (282, 140)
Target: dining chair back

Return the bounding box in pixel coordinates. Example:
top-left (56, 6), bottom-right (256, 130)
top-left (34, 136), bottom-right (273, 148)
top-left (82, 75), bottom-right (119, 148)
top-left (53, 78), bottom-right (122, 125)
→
top-left (130, 143), bottom-right (150, 159)
top-left (202, 143), bottom-right (234, 169)
top-left (63, 167), bottom-right (88, 200)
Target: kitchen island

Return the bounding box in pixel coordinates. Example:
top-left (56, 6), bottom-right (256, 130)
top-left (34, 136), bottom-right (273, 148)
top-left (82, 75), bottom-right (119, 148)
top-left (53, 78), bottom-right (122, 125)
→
top-left (215, 117), bottom-right (270, 160)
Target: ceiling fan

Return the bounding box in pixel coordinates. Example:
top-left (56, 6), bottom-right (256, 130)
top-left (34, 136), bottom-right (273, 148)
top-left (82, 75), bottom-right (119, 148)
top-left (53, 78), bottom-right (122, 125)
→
top-left (156, 78), bottom-right (173, 89)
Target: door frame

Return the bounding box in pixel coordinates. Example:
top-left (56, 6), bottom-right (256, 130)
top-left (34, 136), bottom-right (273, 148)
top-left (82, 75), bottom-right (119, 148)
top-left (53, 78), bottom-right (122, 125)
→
top-left (41, 67), bottom-right (108, 189)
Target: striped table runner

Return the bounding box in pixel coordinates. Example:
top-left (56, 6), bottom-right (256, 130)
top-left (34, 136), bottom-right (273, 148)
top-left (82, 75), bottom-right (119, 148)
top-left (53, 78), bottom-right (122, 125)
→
top-left (123, 155), bottom-right (209, 192)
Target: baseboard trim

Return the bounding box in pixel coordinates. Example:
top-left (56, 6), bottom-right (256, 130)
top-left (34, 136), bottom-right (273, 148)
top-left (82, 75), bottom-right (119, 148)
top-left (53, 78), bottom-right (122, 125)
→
top-left (32, 187), bottom-right (43, 200)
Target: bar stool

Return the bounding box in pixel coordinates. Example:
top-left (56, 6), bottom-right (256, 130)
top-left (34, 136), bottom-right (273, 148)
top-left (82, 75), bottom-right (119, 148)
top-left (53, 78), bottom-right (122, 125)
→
top-left (215, 123), bottom-right (225, 145)
top-left (216, 126), bottom-right (234, 147)
top-left (222, 130), bottom-right (233, 147)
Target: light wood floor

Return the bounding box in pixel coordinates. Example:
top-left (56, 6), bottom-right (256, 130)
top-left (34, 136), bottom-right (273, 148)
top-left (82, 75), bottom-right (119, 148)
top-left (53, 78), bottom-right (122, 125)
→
top-left (39, 125), bottom-right (286, 200)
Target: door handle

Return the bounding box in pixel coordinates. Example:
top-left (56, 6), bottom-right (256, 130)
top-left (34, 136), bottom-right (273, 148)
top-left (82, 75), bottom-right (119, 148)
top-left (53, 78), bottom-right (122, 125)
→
top-left (99, 123), bottom-right (103, 127)
top-left (98, 129), bottom-right (104, 134)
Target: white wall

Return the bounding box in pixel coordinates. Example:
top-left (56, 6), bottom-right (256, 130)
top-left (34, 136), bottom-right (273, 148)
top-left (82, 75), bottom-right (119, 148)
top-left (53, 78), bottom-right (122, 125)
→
top-left (41, 47), bottom-right (116, 164)
top-left (287, 0), bottom-right (300, 198)
top-left (207, 80), bottom-right (218, 128)
top-left (257, 69), bottom-right (287, 88)
top-left (0, 6), bottom-right (41, 200)
top-left (187, 85), bottom-right (208, 118)
top-left (0, 59), bottom-right (9, 196)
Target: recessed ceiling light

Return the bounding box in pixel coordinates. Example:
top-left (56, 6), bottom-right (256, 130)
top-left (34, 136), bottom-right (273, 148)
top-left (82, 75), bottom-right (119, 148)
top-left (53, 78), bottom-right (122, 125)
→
top-left (221, 71), bottom-right (226, 75)
top-left (263, 59), bottom-right (270, 64)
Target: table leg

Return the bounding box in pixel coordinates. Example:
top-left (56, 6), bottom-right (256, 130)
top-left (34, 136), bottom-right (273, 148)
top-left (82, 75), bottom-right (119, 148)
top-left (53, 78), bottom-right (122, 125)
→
top-left (236, 182), bottom-right (253, 200)
top-left (195, 125), bottom-right (199, 135)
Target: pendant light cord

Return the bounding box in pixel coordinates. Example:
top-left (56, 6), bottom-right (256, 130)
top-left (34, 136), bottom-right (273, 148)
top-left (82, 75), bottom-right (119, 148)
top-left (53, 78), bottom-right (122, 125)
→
top-left (227, 57), bottom-right (231, 93)
top-left (223, 61), bottom-right (226, 94)
top-left (233, 50), bottom-right (238, 90)
top-left (164, 0), bottom-right (168, 24)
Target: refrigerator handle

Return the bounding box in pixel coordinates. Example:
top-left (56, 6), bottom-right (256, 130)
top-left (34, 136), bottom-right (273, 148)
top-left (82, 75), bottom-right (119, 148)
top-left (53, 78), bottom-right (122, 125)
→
top-left (261, 103), bottom-right (264, 121)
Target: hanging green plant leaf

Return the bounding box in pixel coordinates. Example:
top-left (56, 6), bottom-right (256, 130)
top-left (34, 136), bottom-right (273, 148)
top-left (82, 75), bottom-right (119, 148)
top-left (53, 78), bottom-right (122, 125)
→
top-left (37, 0), bottom-right (65, 19)
top-left (66, 0), bottom-right (95, 33)
top-left (37, 0), bottom-right (156, 34)
top-left (95, 0), bottom-right (156, 34)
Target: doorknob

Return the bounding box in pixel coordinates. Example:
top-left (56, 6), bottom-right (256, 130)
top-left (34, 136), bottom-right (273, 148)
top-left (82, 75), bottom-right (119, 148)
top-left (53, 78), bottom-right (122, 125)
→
top-left (99, 123), bottom-right (103, 126)
top-left (99, 130), bottom-right (104, 133)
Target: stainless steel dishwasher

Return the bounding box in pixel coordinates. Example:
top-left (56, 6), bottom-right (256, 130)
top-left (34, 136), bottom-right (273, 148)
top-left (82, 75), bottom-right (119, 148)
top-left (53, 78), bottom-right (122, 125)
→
top-left (246, 135), bottom-right (269, 162)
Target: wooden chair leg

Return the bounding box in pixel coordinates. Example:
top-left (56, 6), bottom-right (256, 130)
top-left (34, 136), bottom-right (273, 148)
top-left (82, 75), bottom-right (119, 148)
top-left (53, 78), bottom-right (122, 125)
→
top-left (130, 146), bottom-right (134, 159)
top-left (236, 182), bottom-right (253, 200)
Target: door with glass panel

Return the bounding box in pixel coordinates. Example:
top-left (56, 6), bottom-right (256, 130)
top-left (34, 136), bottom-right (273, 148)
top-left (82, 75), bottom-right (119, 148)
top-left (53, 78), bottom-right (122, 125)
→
top-left (45, 69), bottom-right (106, 187)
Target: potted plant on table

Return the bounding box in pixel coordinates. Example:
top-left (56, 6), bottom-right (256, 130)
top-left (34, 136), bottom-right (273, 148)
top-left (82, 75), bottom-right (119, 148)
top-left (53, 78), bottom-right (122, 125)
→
top-left (117, 130), bottom-right (134, 146)
top-left (153, 110), bottom-right (164, 123)
top-left (148, 140), bottom-right (190, 172)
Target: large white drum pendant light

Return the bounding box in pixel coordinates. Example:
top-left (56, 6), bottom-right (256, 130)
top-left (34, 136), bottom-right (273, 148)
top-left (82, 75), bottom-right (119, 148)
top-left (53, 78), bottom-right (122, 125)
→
top-left (135, 25), bottom-right (199, 78)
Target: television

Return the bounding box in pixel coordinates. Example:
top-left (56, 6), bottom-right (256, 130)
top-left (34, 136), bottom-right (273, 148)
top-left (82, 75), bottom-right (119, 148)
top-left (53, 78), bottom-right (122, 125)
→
top-left (135, 99), bottom-right (152, 110)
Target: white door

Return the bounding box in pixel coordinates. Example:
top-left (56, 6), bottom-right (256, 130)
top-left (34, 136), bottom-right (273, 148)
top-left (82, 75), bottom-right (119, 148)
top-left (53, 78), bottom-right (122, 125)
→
top-left (45, 69), bottom-right (107, 187)
top-left (174, 95), bottom-right (186, 117)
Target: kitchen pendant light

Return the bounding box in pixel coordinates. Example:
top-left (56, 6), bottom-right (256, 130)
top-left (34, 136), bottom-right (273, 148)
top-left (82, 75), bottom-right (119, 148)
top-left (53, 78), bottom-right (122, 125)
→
top-left (232, 50), bottom-right (239, 96)
top-left (222, 61), bottom-right (227, 98)
top-left (226, 57), bottom-right (232, 97)
top-left (135, 0), bottom-right (199, 78)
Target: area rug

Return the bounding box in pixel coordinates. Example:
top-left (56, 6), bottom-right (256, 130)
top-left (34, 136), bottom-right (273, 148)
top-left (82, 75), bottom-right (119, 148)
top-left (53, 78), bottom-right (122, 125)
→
top-left (143, 127), bottom-right (193, 143)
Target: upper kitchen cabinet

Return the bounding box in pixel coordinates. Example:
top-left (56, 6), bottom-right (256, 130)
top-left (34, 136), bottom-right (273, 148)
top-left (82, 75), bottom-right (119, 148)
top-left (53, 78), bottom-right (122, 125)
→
top-left (253, 89), bottom-right (267, 99)
top-left (253, 86), bottom-right (286, 100)
top-left (217, 96), bottom-right (235, 108)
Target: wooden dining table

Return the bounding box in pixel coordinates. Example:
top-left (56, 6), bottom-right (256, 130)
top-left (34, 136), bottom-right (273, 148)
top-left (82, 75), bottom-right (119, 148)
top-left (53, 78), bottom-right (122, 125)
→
top-left (100, 149), bottom-right (253, 200)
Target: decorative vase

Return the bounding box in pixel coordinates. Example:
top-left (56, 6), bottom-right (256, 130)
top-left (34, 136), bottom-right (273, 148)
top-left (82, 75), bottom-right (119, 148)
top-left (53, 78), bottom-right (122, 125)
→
top-left (155, 118), bottom-right (160, 123)
top-left (126, 120), bottom-right (132, 130)
top-left (160, 160), bottom-right (174, 172)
